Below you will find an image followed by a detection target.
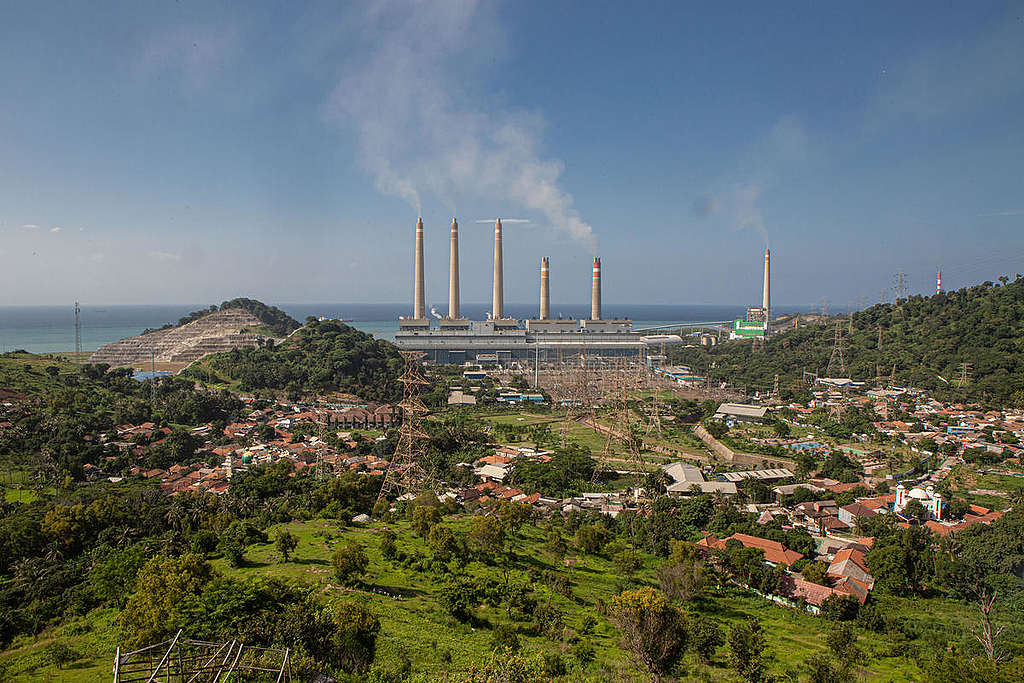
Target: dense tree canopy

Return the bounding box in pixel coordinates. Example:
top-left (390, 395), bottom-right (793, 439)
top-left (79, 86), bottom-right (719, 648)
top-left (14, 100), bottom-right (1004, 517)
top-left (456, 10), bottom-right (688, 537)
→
top-left (670, 276), bottom-right (1024, 405)
top-left (196, 320), bottom-right (403, 401)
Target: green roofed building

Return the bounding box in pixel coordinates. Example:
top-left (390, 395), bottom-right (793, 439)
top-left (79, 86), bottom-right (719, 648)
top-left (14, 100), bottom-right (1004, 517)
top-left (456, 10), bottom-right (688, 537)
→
top-left (729, 320), bottom-right (766, 340)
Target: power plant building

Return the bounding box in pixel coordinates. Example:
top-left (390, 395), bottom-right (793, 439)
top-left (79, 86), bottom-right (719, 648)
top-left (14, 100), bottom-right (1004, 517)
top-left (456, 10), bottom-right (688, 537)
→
top-left (730, 248), bottom-right (772, 340)
top-left (395, 218), bottom-right (645, 364)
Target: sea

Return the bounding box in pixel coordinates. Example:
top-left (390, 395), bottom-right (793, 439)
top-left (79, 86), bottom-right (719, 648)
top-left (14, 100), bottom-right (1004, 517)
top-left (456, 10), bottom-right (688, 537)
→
top-left (0, 303), bottom-right (813, 355)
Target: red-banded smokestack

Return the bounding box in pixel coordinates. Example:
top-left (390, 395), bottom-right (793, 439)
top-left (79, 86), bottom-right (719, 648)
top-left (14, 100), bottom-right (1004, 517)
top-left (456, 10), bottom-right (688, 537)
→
top-left (762, 249), bottom-right (771, 332)
top-left (448, 218), bottom-right (460, 318)
top-left (936, 269), bottom-right (942, 295)
top-left (492, 218), bottom-right (504, 319)
top-left (539, 257), bottom-right (550, 320)
top-left (591, 256), bottom-right (602, 321)
top-left (413, 217), bottom-right (425, 319)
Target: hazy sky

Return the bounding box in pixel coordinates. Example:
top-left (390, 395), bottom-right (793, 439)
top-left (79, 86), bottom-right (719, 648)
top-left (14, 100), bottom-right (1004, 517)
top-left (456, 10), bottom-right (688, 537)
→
top-left (2, 1), bottom-right (1023, 308)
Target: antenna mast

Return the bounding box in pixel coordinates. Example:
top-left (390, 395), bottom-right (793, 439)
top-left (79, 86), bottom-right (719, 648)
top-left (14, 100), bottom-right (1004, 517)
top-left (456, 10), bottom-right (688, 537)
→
top-left (73, 301), bottom-right (82, 374)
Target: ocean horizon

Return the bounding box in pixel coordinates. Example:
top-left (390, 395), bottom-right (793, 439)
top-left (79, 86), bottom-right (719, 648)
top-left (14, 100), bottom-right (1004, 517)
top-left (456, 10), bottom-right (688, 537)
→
top-left (0, 302), bottom-right (833, 354)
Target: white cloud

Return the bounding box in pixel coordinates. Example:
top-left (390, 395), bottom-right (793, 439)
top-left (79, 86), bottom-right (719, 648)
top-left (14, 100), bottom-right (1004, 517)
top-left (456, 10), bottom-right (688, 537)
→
top-left (148, 250), bottom-right (181, 262)
top-left (326, 0), bottom-right (597, 251)
top-left (865, 18), bottom-right (1024, 130)
top-left (693, 116), bottom-right (815, 247)
top-left (50, 226), bottom-right (62, 233)
top-left (22, 224), bottom-right (38, 230)
top-left (977, 210), bottom-right (1024, 217)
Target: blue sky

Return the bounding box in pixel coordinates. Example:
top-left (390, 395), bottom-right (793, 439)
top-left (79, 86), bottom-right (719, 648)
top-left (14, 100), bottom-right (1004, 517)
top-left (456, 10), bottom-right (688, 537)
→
top-left (1, 1), bottom-right (1022, 308)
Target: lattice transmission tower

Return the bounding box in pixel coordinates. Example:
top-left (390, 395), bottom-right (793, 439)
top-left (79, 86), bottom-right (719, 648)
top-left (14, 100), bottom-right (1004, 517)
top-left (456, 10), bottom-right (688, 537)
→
top-left (825, 320), bottom-right (847, 377)
top-left (113, 630), bottom-right (292, 682)
top-left (377, 351), bottom-right (432, 501)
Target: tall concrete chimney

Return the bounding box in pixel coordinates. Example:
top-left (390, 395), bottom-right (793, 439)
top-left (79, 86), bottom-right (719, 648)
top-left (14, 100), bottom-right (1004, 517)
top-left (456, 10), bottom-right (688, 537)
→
top-left (448, 218), bottom-right (460, 319)
top-left (762, 248), bottom-right (771, 331)
top-left (492, 218), bottom-right (504, 319)
top-left (591, 256), bottom-right (602, 320)
top-left (539, 257), bottom-right (550, 320)
top-left (413, 217), bottom-right (425, 320)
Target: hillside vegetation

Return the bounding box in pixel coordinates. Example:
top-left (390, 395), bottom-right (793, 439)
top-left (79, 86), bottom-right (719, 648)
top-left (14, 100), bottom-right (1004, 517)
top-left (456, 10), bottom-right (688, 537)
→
top-left (143, 298), bottom-right (300, 337)
top-left (671, 276), bottom-right (1024, 405)
top-left (188, 319), bottom-right (403, 402)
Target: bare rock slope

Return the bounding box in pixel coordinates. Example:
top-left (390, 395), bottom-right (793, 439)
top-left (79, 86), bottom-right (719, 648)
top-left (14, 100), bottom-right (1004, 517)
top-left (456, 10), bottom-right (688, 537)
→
top-left (90, 308), bottom-right (281, 367)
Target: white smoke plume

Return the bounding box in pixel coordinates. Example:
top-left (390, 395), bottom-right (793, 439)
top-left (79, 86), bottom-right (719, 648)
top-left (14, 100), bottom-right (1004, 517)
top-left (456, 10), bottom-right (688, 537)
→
top-left (692, 117), bottom-right (809, 248)
top-left (326, 0), bottom-right (596, 251)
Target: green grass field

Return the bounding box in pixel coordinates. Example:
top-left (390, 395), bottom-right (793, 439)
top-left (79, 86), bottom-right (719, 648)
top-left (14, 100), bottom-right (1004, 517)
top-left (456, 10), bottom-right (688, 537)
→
top-left (1, 515), bottom-right (966, 681)
top-left (478, 409), bottom-right (708, 467)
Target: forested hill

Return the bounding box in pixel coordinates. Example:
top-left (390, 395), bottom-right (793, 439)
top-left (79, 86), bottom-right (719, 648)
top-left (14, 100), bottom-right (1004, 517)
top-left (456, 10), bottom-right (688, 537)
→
top-left (188, 319), bottom-right (403, 402)
top-left (670, 276), bottom-right (1024, 405)
top-left (145, 298), bottom-right (301, 337)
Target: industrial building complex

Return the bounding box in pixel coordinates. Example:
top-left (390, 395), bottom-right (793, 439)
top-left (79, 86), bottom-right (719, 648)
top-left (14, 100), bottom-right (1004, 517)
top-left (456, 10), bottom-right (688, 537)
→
top-left (729, 248), bottom-right (772, 340)
top-left (394, 217), bottom-right (648, 365)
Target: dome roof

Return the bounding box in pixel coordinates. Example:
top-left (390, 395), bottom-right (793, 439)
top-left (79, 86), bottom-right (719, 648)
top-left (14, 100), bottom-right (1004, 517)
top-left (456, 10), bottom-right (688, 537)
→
top-left (909, 487), bottom-right (929, 500)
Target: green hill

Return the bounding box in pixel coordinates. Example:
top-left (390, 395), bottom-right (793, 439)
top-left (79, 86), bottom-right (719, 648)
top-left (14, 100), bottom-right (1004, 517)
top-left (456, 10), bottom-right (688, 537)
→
top-left (670, 276), bottom-right (1024, 405)
top-left (186, 319), bottom-right (403, 402)
top-left (143, 298), bottom-right (300, 337)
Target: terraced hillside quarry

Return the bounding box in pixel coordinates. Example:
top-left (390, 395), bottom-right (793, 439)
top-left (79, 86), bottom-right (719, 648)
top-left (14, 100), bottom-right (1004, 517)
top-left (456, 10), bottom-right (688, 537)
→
top-left (90, 308), bottom-right (287, 368)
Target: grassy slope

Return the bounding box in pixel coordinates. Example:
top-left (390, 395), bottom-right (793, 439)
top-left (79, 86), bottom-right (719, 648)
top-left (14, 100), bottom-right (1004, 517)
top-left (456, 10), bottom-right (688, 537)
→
top-left (1, 517), bottom-right (947, 681)
top-left (0, 352), bottom-right (77, 396)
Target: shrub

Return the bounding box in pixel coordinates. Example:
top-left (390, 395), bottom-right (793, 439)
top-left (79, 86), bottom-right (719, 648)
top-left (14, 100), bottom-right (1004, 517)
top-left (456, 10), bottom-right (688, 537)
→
top-left (727, 618), bottom-right (769, 683)
top-left (609, 587), bottom-right (688, 681)
top-left (44, 641), bottom-right (81, 669)
top-left (325, 601), bottom-right (381, 674)
top-left (490, 623), bottom-right (520, 652)
top-left (332, 541), bottom-right (369, 586)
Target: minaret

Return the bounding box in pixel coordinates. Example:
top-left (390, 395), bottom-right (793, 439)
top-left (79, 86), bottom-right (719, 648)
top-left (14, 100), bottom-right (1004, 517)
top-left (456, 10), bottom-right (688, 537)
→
top-left (448, 218), bottom-right (460, 319)
top-left (539, 257), bottom-right (550, 320)
top-left (413, 217), bottom-right (425, 320)
top-left (762, 248), bottom-right (771, 334)
top-left (591, 257), bottom-right (602, 320)
top-left (492, 218), bottom-right (504, 319)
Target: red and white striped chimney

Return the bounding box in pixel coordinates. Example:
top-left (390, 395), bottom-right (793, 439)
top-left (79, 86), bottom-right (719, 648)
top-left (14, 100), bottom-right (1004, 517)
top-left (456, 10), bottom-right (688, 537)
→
top-left (591, 257), bottom-right (602, 321)
top-left (936, 269), bottom-right (942, 295)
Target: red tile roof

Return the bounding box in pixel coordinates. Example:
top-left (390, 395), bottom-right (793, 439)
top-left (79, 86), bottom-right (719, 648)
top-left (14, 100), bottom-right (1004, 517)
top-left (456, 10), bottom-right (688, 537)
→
top-left (724, 533), bottom-right (804, 566)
